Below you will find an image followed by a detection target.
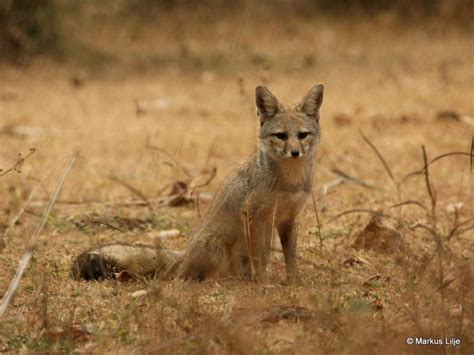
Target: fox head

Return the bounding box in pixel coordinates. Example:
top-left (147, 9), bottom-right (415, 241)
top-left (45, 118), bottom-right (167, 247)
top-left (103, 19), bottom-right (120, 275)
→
top-left (256, 84), bottom-right (324, 160)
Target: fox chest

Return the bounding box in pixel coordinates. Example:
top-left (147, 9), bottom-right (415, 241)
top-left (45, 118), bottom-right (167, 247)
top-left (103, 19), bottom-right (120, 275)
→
top-left (273, 190), bottom-right (309, 225)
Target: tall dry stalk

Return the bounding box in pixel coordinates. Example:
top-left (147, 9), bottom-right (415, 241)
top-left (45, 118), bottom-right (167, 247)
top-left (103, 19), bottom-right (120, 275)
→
top-left (0, 154), bottom-right (77, 318)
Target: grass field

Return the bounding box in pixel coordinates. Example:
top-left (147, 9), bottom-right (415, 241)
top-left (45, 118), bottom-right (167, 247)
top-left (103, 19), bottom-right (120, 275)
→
top-left (0, 7), bottom-right (473, 353)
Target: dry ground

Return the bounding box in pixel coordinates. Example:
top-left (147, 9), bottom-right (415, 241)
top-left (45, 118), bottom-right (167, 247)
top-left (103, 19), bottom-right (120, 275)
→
top-left (0, 9), bottom-right (473, 354)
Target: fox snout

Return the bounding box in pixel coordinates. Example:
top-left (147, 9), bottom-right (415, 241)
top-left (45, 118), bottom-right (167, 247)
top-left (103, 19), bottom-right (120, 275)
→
top-left (290, 149), bottom-right (300, 158)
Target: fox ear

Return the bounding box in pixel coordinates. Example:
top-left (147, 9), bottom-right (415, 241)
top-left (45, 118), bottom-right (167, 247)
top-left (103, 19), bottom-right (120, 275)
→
top-left (300, 84), bottom-right (324, 118)
top-left (255, 86), bottom-right (282, 119)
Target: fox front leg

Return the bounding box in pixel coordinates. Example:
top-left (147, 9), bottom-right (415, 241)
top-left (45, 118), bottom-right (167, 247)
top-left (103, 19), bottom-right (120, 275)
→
top-left (242, 214), bottom-right (271, 282)
top-left (278, 222), bottom-right (298, 282)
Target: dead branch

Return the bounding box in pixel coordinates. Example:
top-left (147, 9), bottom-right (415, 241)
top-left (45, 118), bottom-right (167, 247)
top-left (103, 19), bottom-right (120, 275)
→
top-left (89, 220), bottom-right (126, 233)
top-left (108, 174), bottom-right (155, 214)
top-left (470, 137), bottom-right (473, 174)
top-left (422, 146), bottom-right (437, 223)
top-left (331, 168), bottom-right (381, 189)
top-left (359, 130), bottom-right (397, 189)
top-left (310, 188), bottom-right (323, 253)
top-left (2, 173), bottom-right (50, 244)
top-left (387, 200), bottom-right (428, 212)
top-left (0, 148), bottom-right (36, 177)
top-left (401, 151), bottom-right (474, 184)
top-left (145, 141), bottom-right (192, 178)
top-left (0, 154), bottom-right (76, 318)
top-left (327, 209), bottom-right (386, 224)
top-left (320, 177), bottom-right (344, 195)
top-left (188, 167), bottom-right (217, 190)
top-left (410, 223), bottom-right (436, 236)
top-left (319, 166), bottom-right (381, 195)
top-left (28, 194), bottom-right (214, 209)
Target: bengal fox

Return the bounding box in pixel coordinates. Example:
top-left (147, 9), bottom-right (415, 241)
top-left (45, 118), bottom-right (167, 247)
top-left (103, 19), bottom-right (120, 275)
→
top-left (71, 83), bottom-right (324, 282)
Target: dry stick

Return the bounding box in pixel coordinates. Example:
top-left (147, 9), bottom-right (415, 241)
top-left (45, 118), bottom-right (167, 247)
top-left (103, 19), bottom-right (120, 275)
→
top-left (330, 168), bottom-right (381, 190)
top-left (108, 174), bottom-right (155, 214)
top-left (410, 223), bottom-right (436, 236)
top-left (447, 224), bottom-right (474, 241)
top-left (421, 146), bottom-right (446, 320)
top-left (0, 154), bottom-right (76, 318)
top-left (189, 167), bottom-right (217, 190)
top-left (401, 151), bottom-right (474, 184)
top-left (470, 137), bottom-right (473, 173)
top-left (310, 188), bottom-right (323, 253)
top-left (422, 146), bottom-right (437, 225)
top-left (89, 220), bottom-right (125, 233)
top-left (318, 166), bottom-right (381, 195)
top-left (387, 200), bottom-right (428, 212)
top-left (184, 168), bottom-right (217, 203)
top-left (359, 130), bottom-right (397, 187)
top-left (146, 142), bottom-right (192, 178)
top-left (204, 138), bottom-right (218, 169)
top-left (327, 208), bottom-right (385, 224)
top-left (2, 173), bottom-right (51, 243)
top-left (359, 130), bottom-right (402, 221)
top-left (0, 148), bottom-right (36, 177)
top-left (29, 193), bottom-right (214, 210)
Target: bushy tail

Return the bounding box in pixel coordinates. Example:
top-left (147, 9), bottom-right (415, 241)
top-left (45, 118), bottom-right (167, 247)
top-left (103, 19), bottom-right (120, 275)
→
top-left (70, 244), bottom-right (184, 280)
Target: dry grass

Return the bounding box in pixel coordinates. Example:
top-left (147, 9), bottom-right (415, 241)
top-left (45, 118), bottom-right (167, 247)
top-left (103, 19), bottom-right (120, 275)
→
top-left (0, 8), bottom-right (473, 353)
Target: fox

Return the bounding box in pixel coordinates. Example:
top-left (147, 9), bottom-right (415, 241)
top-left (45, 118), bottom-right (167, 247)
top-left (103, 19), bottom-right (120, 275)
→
top-left (71, 83), bottom-right (324, 282)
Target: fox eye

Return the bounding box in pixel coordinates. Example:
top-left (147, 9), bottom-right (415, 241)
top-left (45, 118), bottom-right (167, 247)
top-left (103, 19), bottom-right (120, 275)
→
top-left (273, 132), bottom-right (288, 140)
top-left (298, 132), bottom-right (310, 140)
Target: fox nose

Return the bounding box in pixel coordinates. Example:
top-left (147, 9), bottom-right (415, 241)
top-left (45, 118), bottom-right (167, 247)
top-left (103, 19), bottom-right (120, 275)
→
top-left (291, 150), bottom-right (300, 158)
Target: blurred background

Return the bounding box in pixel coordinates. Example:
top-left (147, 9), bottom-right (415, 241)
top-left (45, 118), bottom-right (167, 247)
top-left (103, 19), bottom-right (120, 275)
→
top-left (1, 0), bottom-right (473, 68)
top-left (1, 0), bottom-right (473, 201)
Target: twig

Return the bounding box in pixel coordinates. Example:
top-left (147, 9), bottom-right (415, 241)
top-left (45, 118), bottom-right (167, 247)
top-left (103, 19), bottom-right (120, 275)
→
top-left (410, 223), bottom-right (436, 236)
top-left (189, 167), bottom-right (217, 190)
top-left (321, 177), bottom-right (344, 195)
top-left (108, 174), bottom-right (155, 214)
top-left (0, 148), bottom-right (36, 177)
top-left (2, 173), bottom-right (50, 242)
top-left (89, 220), bottom-right (125, 233)
top-left (0, 154), bottom-right (76, 318)
top-left (359, 130), bottom-right (397, 189)
top-left (146, 141), bottom-right (192, 178)
top-left (470, 137), bottom-right (473, 174)
top-left (387, 200), bottom-right (428, 212)
top-left (422, 146), bottom-right (447, 314)
top-left (331, 168), bottom-right (382, 190)
top-left (28, 194), bottom-right (214, 209)
top-left (422, 146), bottom-right (437, 223)
top-left (319, 166), bottom-right (381, 195)
top-left (401, 151), bottom-right (474, 184)
top-left (446, 219), bottom-right (474, 241)
top-left (359, 130), bottom-right (403, 221)
top-left (205, 138), bottom-right (218, 169)
top-left (310, 188), bottom-right (323, 253)
top-left (327, 208), bottom-right (386, 224)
